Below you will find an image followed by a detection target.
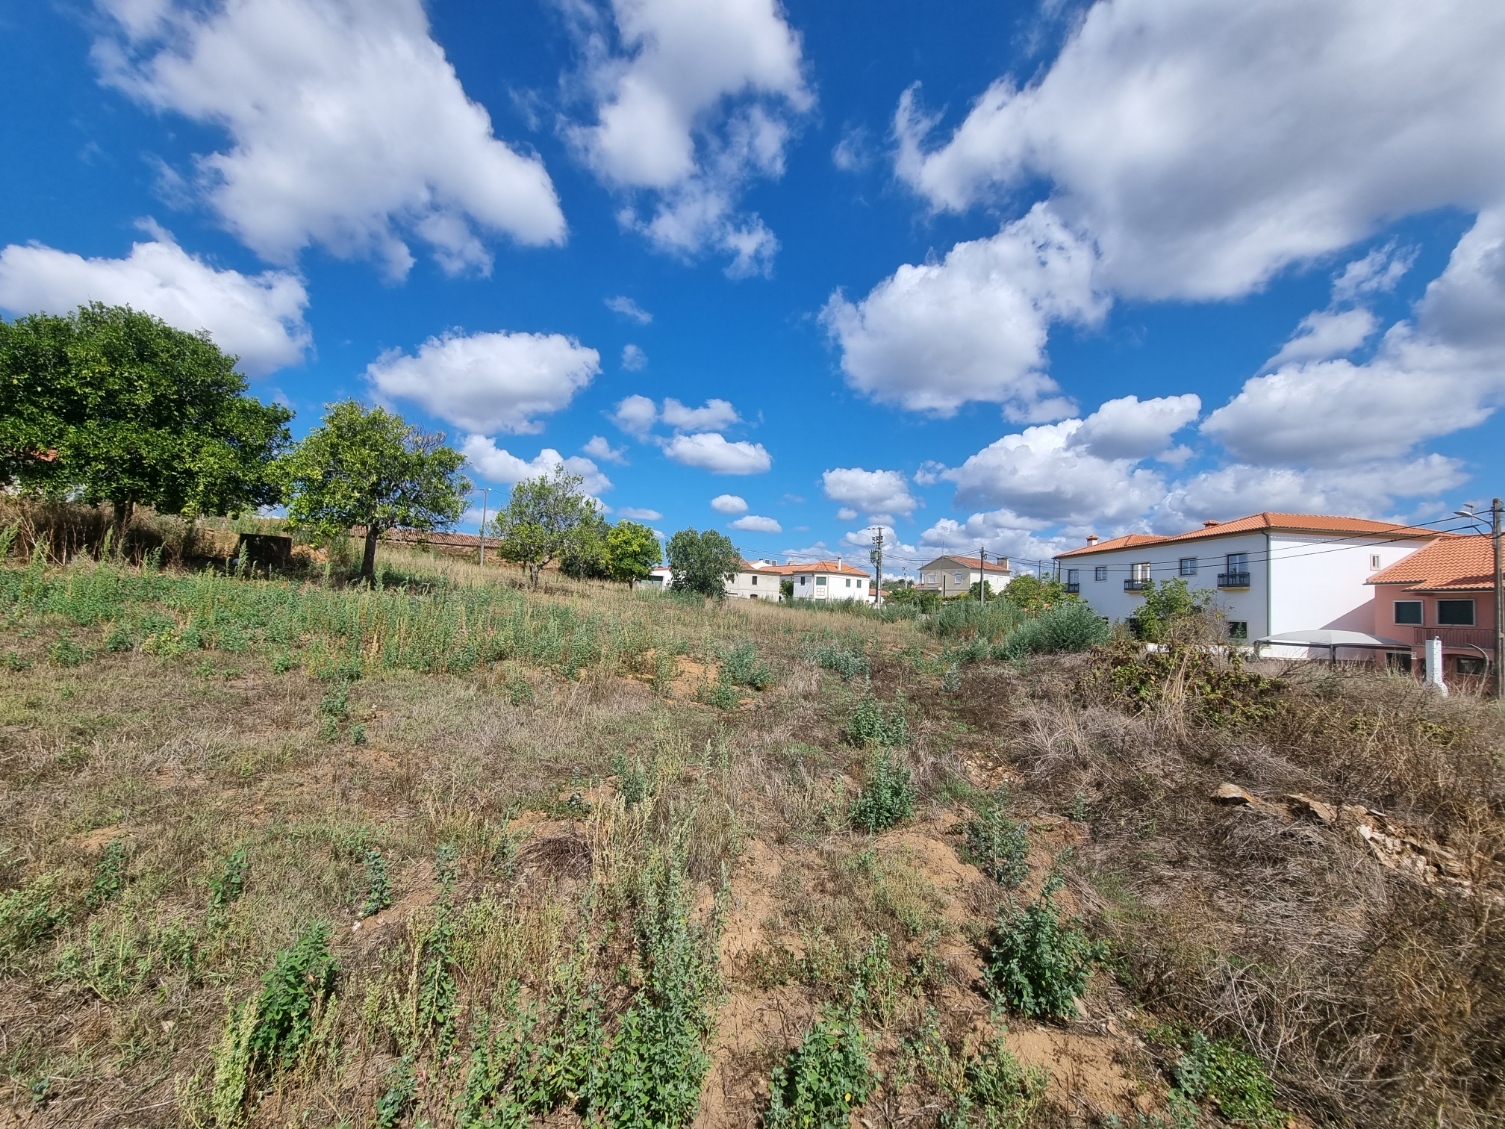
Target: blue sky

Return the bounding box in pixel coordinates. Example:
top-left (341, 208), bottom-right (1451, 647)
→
top-left (3, 0), bottom-right (1503, 576)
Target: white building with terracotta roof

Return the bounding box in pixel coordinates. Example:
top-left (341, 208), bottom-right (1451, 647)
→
top-left (787, 559), bottom-right (875, 604)
top-left (1054, 512), bottom-right (1448, 650)
top-left (726, 559), bottom-right (793, 600)
top-left (915, 555), bottom-right (1013, 598)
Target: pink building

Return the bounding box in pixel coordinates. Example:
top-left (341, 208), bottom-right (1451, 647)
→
top-left (1367, 536), bottom-right (1496, 680)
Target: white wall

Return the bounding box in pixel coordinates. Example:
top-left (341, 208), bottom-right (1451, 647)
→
top-left (1268, 535), bottom-right (1426, 636)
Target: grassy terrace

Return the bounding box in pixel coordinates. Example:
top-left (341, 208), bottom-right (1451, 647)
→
top-left (0, 546), bottom-right (1502, 1128)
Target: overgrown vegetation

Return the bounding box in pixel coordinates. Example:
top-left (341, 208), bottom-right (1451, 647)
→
top-left (0, 528), bottom-right (1500, 1129)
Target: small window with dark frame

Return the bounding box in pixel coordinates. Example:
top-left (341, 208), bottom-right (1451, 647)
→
top-left (1094, 566), bottom-right (1107, 582)
top-left (1226, 551), bottom-right (1248, 572)
top-left (1131, 561), bottom-right (1151, 581)
top-left (1227, 621), bottom-right (1248, 641)
top-left (1387, 652), bottom-right (1413, 674)
top-left (1067, 569), bottom-right (1079, 584)
top-left (1437, 600), bottom-right (1475, 626)
top-left (1456, 655), bottom-right (1487, 676)
top-left (1179, 557), bottom-right (1197, 576)
top-left (1393, 600), bottom-right (1423, 625)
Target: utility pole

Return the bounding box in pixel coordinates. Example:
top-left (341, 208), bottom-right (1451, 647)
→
top-left (978, 545), bottom-right (986, 604)
top-left (477, 486), bottom-right (490, 567)
top-left (869, 527), bottom-right (885, 606)
top-left (1494, 497), bottom-right (1503, 700)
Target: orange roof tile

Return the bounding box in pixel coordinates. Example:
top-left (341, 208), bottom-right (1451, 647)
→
top-left (787, 559), bottom-right (871, 578)
top-left (921, 555), bottom-right (1012, 573)
top-left (1367, 536), bottom-right (1496, 592)
top-left (1056, 513), bottom-right (1448, 558)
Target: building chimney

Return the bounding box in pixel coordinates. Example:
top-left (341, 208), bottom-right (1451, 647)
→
top-left (1086, 535), bottom-right (1099, 546)
top-left (1203, 519), bottom-right (1221, 528)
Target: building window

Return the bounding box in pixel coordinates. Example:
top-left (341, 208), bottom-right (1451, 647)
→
top-left (1437, 600), bottom-right (1475, 626)
top-left (1066, 569), bottom-right (1079, 584)
top-left (815, 575), bottom-right (826, 586)
top-left (845, 578), bottom-right (852, 587)
top-left (1131, 562), bottom-right (1151, 581)
top-left (1094, 566), bottom-right (1107, 582)
top-left (1179, 557), bottom-right (1197, 576)
top-left (1227, 621), bottom-right (1248, 641)
top-left (1457, 656), bottom-right (1487, 676)
top-left (1393, 601), bottom-right (1423, 625)
top-left (955, 572), bottom-right (965, 585)
top-left (750, 575), bottom-right (758, 585)
top-left (1226, 552), bottom-right (1248, 572)
top-left (1387, 652), bottom-right (1413, 674)
top-left (1370, 553), bottom-right (1382, 570)
top-left (799, 576), bottom-right (806, 586)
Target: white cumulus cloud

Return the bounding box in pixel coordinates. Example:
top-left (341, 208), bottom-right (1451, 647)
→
top-left (95, 0), bottom-right (565, 278)
top-left (0, 229), bottom-right (309, 376)
top-left (617, 506), bottom-right (662, 521)
top-left (621, 343), bottom-right (648, 371)
top-left (729, 514), bottom-right (781, 533)
top-left (583, 435), bottom-right (628, 464)
top-left (662, 397), bottom-right (740, 432)
top-left (1265, 309), bottom-right (1379, 368)
top-left (1068, 394), bottom-right (1201, 460)
top-left (894, 0), bottom-right (1505, 301)
top-left (569, 0), bottom-right (812, 274)
top-left (367, 330), bottom-right (599, 434)
top-left (821, 467), bottom-right (918, 519)
top-left (612, 393), bottom-right (660, 437)
top-left (663, 432), bottom-right (771, 474)
top-left (710, 494), bottom-right (748, 514)
top-left (460, 435), bottom-right (612, 496)
top-left (822, 204), bottom-right (1105, 417)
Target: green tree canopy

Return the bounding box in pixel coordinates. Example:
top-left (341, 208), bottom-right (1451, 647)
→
top-left (279, 401), bottom-right (469, 585)
top-left (490, 465), bottom-right (601, 588)
top-left (1134, 578), bottom-right (1214, 642)
top-left (605, 521), bottom-right (661, 587)
top-left (666, 528), bottom-right (741, 599)
top-left (1003, 574), bottom-right (1076, 612)
top-left (0, 303), bottom-right (293, 530)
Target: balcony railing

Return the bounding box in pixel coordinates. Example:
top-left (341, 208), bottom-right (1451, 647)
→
top-left (1413, 627), bottom-right (1495, 652)
top-left (1217, 571), bottom-right (1251, 588)
top-left (1124, 578), bottom-right (1150, 592)
top-left (1064, 582), bottom-right (1080, 594)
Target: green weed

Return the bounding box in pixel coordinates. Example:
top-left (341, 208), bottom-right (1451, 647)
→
top-left (49, 634), bottom-right (86, 667)
top-left (85, 839), bottom-right (128, 908)
top-left (849, 750), bottom-right (917, 832)
top-left (3, 650), bottom-right (31, 670)
top-left (846, 693), bottom-right (911, 748)
top-left (0, 877), bottom-right (67, 963)
top-left (964, 804), bottom-right (1031, 888)
top-left (983, 878), bottom-right (1104, 1020)
top-left (719, 640), bottom-right (774, 690)
top-left (359, 847), bottom-right (392, 918)
top-left (247, 922), bottom-right (337, 1071)
top-left (373, 1055), bottom-right (417, 1129)
top-left (1169, 1031), bottom-right (1286, 1127)
top-left (208, 849), bottom-right (249, 919)
top-left (802, 637), bottom-right (870, 680)
top-left (765, 1008), bottom-right (874, 1129)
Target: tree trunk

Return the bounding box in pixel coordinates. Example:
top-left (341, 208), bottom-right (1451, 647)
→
top-left (361, 526), bottom-right (380, 586)
top-left (528, 561), bottom-right (541, 589)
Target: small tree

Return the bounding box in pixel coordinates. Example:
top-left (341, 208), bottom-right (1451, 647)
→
top-left (1135, 578), bottom-right (1214, 642)
top-left (280, 401), bottom-right (469, 585)
top-left (666, 528), bottom-right (741, 599)
top-left (1003, 574), bottom-right (1076, 612)
top-left (605, 521), bottom-right (660, 588)
top-left (1, 304), bottom-right (292, 533)
top-left (559, 508), bottom-right (611, 580)
top-left (490, 466), bottom-right (600, 588)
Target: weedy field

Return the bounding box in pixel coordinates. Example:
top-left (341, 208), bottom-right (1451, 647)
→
top-left (1, 545), bottom-right (1502, 1128)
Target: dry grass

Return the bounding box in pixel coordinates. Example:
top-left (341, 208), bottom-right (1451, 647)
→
top-left (1, 545), bottom-right (1501, 1128)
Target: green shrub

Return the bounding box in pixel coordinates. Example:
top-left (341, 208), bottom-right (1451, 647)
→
top-left (611, 753), bottom-right (653, 808)
top-left (49, 634), bottom-right (86, 667)
top-left (803, 638), bottom-right (870, 680)
top-left (964, 806), bottom-right (1031, 888)
top-left (588, 857), bottom-right (717, 1129)
top-left (700, 680), bottom-right (741, 710)
top-left (374, 1056), bottom-right (417, 1129)
top-left (248, 923), bottom-right (337, 1070)
top-left (3, 650), bottom-right (31, 671)
top-left (983, 878), bottom-right (1104, 1019)
top-left (765, 1009), bottom-right (874, 1129)
top-left (846, 693), bottom-right (910, 748)
top-left (958, 1038), bottom-right (1048, 1128)
top-left (929, 599), bottom-right (1025, 643)
top-left (849, 749), bottom-right (917, 832)
top-left (720, 640), bottom-right (774, 690)
top-left (1171, 1031), bottom-right (1285, 1127)
top-left (997, 602), bottom-right (1110, 660)
top-left (359, 847), bottom-right (392, 918)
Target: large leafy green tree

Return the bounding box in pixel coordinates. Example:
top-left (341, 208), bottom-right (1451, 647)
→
top-left (280, 401), bottom-right (469, 585)
top-left (666, 528), bottom-right (741, 599)
top-left (490, 465), bottom-right (600, 588)
top-left (605, 521), bottom-right (661, 588)
top-left (0, 304), bottom-right (292, 531)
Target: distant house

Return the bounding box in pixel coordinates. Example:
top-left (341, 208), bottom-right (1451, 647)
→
top-left (788, 560), bottom-right (875, 604)
top-left (1054, 512), bottom-right (1448, 652)
top-left (1367, 536), bottom-right (1496, 678)
top-left (727, 559), bottom-right (793, 600)
top-left (915, 555), bottom-right (1012, 598)
top-left (641, 565), bottom-right (674, 589)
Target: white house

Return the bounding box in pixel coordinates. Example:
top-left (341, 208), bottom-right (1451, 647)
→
top-left (726, 559), bottom-right (790, 600)
top-left (916, 555), bottom-right (1012, 598)
top-left (641, 566), bottom-right (674, 589)
top-left (1054, 512), bottom-right (1446, 652)
top-left (788, 560), bottom-right (875, 604)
